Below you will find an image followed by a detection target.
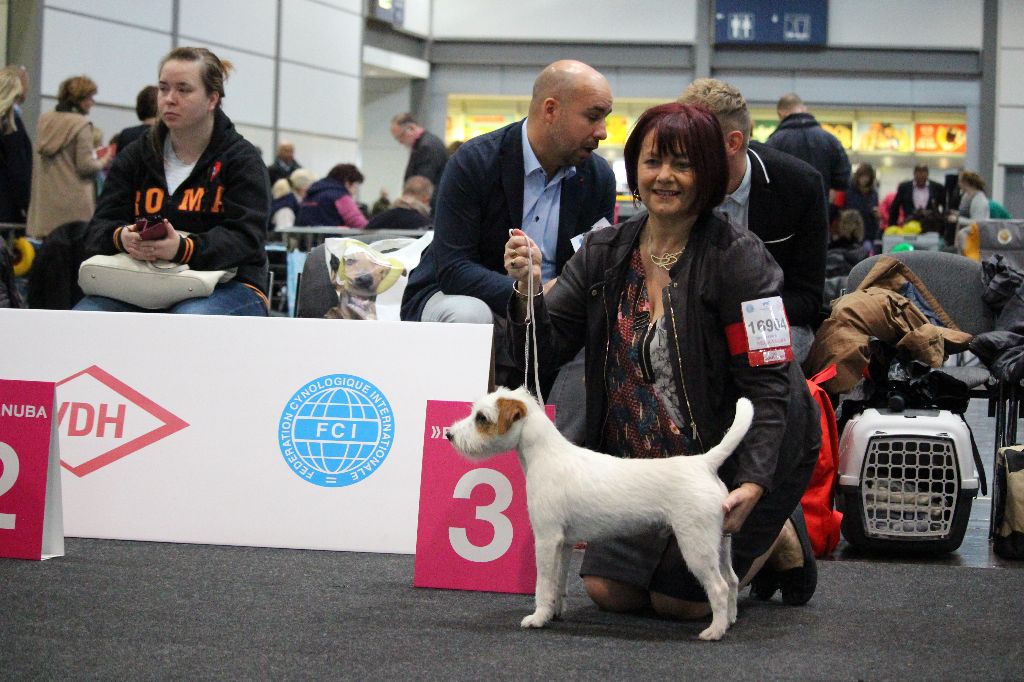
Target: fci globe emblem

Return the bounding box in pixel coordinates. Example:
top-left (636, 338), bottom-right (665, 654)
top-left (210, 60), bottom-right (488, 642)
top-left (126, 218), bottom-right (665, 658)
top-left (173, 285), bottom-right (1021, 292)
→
top-left (278, 374), bottom-right (395, 487)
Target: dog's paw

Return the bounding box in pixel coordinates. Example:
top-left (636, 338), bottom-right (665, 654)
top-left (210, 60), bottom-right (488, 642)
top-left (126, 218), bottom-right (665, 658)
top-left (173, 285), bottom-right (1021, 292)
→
top-left (520, 611), bottom-right (552, 629)
top-left (698, 624), bottom-right (728, 641)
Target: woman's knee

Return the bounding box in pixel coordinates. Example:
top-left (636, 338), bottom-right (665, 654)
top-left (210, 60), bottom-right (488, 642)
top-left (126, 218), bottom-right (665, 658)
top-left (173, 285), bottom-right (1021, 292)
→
top-left (649, 592), bottom-right (711, 621)
top-left (583, 576), bottom-right (649, 613)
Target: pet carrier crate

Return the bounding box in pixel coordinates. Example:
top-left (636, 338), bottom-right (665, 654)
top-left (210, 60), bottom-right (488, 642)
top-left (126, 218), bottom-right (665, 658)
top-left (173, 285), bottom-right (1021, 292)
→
top-left (837, 407), bottom-right (980, 554)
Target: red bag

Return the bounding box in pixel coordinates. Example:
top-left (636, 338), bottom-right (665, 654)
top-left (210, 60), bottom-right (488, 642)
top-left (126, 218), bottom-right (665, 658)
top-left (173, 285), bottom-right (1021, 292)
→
top-left (801, 366), bottom-right (843, 557)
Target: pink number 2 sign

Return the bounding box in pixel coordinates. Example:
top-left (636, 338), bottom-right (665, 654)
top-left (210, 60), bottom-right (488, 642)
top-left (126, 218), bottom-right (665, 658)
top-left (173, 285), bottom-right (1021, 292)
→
top-left (0, 379), bottom-right (64, 561)
top-left (414, 399), bottom-right (554, 594)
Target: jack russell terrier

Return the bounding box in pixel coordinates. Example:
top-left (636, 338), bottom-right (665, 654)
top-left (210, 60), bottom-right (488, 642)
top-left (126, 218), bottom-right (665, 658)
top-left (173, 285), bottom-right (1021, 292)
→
top-left (446, 386), bottom-right (753, 641)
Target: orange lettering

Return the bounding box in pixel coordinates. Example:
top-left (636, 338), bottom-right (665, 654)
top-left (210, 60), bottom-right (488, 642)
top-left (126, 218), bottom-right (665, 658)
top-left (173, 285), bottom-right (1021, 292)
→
top-left (211, 185), bottom-right (224, 213)
top-left (144, 188), bottom-right (164, 214)
top-left (178, 187), bottom-right (205, 212)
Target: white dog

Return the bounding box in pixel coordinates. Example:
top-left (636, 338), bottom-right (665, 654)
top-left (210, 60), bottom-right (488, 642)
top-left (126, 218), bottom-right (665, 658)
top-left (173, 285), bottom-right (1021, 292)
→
top-left (446, 386), bottom-right (753, 641)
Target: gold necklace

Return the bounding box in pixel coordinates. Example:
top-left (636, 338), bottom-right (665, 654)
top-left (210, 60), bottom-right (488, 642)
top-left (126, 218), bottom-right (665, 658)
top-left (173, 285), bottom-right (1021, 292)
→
top-left (647, 231), bottom-right (685, 272)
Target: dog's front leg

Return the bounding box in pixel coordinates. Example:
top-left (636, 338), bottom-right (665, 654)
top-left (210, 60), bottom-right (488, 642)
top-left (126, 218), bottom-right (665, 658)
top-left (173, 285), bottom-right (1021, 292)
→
top-left (521, 535), bottom-right (565, 628)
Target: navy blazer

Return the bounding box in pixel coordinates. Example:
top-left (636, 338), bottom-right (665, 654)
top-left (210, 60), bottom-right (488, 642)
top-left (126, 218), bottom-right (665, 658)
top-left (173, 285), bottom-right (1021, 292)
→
top-left (889, 179), bottom-right (946, 226)
top-left (401, 119), bottom-right (616, 321)
top-left (746, 142), bottom-right (828, 328)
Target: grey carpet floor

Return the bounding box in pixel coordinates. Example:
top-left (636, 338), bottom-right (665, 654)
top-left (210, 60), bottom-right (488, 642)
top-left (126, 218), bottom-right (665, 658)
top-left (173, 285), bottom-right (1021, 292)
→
top-left (2, 538), bottom-right (1022, 681)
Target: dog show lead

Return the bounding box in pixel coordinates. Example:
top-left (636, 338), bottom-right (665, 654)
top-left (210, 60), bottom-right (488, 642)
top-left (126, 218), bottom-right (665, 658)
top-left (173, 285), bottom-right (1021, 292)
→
top-left (76, 46), bottom-right (270, 316)
top-left (503, 101), bottom-right (821, 626)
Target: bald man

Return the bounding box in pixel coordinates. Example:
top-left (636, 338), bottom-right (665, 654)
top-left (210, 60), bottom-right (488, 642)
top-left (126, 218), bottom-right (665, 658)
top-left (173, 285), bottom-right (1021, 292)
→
top-left (402, 59), bottom-right (616, 338)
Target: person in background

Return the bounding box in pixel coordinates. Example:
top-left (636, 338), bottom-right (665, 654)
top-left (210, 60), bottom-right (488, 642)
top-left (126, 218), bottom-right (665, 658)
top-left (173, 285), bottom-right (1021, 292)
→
top-left (267, 140), bottom-right (300, 185)
top-left (888, 164), bottom-right (946, 227)
top-left (269, 167), bottom-right (315, 232)
top-left (504, 102), bottom-right (820, 619)
top-left (954, 170), bottom-right (991, 225)
top-left (116, 85), bottom-right (158, 153)
top-left (680, 79), bottom-right (828, 364)
top-left (765, 92), bottom-right (851, 203)
top-left (845, 162), bottom-right (881, 247)
top-left (390, 113), bottom-right (449, 196)
top-left (26, 75), bottom-right (113, 239)
top-left (295, 163), bottom-right (368, 228)
top-left (0, 66), bottom-right (32, 224)
top-left (827, 209), bottom-right (870, 278)
top-left (365, 175), bottom-right (434, 231)
top-left (76, 46), bottom-right (270, 316)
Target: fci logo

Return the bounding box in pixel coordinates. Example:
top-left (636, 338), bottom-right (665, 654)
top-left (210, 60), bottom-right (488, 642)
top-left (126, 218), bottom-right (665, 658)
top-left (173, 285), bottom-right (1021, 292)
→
top-left (55, 365), bottom-right (188, 477)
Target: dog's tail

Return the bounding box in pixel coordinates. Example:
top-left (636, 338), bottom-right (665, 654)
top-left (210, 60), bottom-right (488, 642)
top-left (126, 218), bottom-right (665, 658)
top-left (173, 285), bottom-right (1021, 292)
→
top-left (699, 397), bottom-right (753, 471)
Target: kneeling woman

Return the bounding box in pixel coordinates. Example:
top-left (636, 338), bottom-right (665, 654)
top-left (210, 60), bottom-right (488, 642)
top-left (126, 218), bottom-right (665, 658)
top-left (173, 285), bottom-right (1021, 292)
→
top-left (504, 102), bottom-right (821, 619)
top-left (76, 46), bottom-right (270, 315)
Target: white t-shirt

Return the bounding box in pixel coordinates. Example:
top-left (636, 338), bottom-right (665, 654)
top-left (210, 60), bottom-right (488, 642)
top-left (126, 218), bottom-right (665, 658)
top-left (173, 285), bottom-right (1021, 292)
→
top-left (163, 136), bottom-right (197, 196)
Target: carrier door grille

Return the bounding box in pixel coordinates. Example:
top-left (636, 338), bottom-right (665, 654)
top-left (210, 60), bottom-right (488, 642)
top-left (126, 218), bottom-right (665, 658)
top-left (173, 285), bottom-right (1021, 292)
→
top-left (860, 436), bottom-right (959, 539)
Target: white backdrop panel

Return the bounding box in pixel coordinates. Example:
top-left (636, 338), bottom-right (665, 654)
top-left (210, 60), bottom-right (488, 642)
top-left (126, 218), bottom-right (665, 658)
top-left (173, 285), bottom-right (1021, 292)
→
top-left (431, 0), bottom-right (697, 43)
top-left (44, 0), bottom-right (173, 31)
top-left (41, 8), bottom-right (170, 106)
top-left (829, 0), bottom-right (982, 50)
top-left (178, 0), bottom-right (277, 56)
top-left (401, 0), bottom-right (431, 37)
top-left (234, 124), bottom-right (274, 165)
top-left (314, 0), bottom-right (362, 13)
top-left (996, 108), bottom-right (1024, 165)
top-left (280, 0), bottom-right (361, 76)
top-left (1001, 0), bottom-right (1024, 49)
top-left (279, 62), bottom-right (359, 140)
top-left (282, 131), bottom-right (360, 179)
top-left (191, 47), bottom-right (275, 128)
top-left (0, 310), bottom-right (493, 553)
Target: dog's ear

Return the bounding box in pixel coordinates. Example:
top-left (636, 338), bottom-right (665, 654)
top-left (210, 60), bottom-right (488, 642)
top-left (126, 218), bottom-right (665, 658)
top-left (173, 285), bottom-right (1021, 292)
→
top-left (329, 253), bottom-right (342, 285)
top-left (495, 397), bottom-right (527, 434)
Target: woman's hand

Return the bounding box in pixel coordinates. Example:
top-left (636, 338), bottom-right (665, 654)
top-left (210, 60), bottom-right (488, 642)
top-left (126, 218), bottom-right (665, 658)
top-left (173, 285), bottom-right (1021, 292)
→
top-left (121, 219), bottom-right (181, 262)
top-left (722, 482), bottom-right (764, 534)
top-left (505, 228), bottom-right (543, 294)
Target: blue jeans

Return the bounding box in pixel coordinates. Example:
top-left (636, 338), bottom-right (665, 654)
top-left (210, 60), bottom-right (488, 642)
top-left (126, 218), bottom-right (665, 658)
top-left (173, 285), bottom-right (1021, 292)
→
top-left (74, 281), bottom-right (268, 316)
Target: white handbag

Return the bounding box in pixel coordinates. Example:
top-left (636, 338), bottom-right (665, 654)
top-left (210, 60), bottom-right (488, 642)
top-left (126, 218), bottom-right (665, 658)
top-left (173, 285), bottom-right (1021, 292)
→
top-left (78, 252), bottom-right (236, 310)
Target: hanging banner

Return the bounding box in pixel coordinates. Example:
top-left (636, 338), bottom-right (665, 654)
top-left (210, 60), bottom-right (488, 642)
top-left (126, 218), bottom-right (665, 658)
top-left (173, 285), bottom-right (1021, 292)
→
top-left (914, 123), bottom-right (967, 154)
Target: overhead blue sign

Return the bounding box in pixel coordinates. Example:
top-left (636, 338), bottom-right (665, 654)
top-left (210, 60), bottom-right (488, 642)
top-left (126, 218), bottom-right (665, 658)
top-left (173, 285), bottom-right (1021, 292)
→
top-left (714, 0), bottom-right (828, 46)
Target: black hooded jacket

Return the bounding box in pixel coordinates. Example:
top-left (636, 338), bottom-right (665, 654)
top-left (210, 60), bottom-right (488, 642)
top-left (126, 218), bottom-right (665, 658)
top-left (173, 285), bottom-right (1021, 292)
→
top-left (85, 108), bottom-right (270, 296)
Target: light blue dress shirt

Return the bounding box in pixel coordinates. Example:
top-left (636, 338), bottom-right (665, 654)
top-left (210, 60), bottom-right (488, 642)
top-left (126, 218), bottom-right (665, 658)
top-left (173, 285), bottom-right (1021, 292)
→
top-left (521, 120), bottom-right (576, 281)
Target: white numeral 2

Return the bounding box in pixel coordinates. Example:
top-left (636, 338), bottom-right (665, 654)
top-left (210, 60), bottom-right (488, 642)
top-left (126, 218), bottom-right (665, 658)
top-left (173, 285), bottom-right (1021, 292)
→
top-left (0, 441), bottom-right (19, 530)
top-left (448, 468), bottom-right (513, 563)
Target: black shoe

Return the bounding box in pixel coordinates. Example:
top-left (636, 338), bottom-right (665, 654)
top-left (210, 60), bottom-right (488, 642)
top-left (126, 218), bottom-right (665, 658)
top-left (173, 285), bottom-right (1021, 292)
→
top-left (776, 506), bottom-right (817, 606)
top-left (749, 506), bottom-right (817, 605)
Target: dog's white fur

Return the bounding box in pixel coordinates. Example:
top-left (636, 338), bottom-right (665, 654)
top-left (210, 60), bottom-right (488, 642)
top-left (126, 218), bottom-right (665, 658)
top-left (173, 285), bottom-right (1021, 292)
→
top-left (446, 386), bottom-right (753, 641)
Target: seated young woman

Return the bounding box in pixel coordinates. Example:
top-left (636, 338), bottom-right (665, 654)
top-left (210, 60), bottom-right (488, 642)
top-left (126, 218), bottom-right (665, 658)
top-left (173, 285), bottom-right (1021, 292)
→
top-left (76, 46), bottom-right (270, 316)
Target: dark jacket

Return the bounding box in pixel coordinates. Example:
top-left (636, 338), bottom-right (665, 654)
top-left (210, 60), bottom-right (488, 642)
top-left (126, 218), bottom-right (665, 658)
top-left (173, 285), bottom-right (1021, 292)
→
top-left (27, 220), bottom-right (89, 310)
top-left (365, 206), bottom-right (431, 232)
top-left (401, 119), bottom-right (616, 321)
top-left (746, 142), bottom-right (829, 328)
top-left (85, 107), bottom-right (271, 295)
top-left (889, 179), bottom-right (946, 226)
top-left (405, 130), bottom-right (448, 188)
top-left (295, 178), bottom-right (349, 226)
top-left (116, 123), bottom-right (150, 155)
top-left (845, 185), bottom-right (881, 242)
top-left (765, 112), bottom-right (851, 192)
top-left (0, 110), bottom-right (33, 223)
top-left (267, 159), bottom-right (300, 185)
top-left (512, 212), bottom-right (820, 493)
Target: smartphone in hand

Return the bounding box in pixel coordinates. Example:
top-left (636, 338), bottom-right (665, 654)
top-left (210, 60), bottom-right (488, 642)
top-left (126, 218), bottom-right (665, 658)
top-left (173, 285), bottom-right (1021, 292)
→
top-left (136, 217), bottom-right (168, 241)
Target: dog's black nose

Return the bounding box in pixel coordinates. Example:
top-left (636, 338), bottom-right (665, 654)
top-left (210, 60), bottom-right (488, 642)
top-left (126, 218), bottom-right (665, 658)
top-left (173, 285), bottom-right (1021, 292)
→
top-left (444, 429), bottom-right (453, 441)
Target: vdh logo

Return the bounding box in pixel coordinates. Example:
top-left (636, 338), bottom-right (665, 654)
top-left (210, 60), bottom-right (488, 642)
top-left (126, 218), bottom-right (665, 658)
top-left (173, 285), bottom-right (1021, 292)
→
top-left (278, 374), bottom-right (395, 488)
top-left (56, 365), bottom-right (189, 477)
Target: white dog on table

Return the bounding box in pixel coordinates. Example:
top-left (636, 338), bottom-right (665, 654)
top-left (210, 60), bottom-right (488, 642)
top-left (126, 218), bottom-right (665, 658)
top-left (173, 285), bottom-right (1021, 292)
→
top-left (445, 386), bottom-right (753, 641)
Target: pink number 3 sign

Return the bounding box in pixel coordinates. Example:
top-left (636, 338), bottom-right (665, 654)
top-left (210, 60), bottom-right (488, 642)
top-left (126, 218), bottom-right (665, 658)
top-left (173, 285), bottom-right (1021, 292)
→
top-left (414, 399), bottom-right (554, 594)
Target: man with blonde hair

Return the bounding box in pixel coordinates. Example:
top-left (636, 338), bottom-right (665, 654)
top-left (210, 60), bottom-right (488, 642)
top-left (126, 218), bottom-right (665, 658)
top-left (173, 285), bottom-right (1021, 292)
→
top-left (680, 78), bottom-right (827, 364)
top-left (679, 77), bottom-right (828, 608)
